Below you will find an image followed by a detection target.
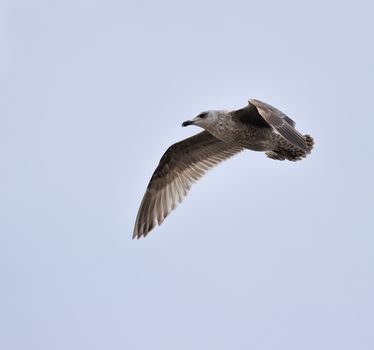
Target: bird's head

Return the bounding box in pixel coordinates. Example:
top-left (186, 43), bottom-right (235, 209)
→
top-left (182, 111), bottom-right (219, 130)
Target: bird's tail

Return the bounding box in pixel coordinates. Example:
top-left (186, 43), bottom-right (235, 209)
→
top-left (304, 134), bottom-right (314, 152)
top-left (266, 134), bottom-right (314, 161)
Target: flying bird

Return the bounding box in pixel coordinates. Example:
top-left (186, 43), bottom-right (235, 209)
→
top-left (133, 99), bottom-right (314, 238)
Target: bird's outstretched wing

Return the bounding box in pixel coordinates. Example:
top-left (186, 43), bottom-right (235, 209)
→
top-left (248, 99), bottom-right (307, 150)
top-left (233, 99), bottom-right (306, 150)
top-left (133, 131), bottom-right (243, 238)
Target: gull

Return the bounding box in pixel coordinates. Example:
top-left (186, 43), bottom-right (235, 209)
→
top-left (133, 99), bottom-right (314, 238)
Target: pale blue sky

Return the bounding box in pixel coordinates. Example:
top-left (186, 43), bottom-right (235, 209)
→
top-left (1, 1), bottom-right (373, 349)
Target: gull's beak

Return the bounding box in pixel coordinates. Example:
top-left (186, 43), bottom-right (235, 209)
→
top-left (182, 120), bottom-right (194, 127)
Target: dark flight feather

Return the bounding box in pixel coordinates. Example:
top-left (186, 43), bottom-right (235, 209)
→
top-left (133, 131), bottom-right (243, 238)
top-left (234, 99), bottom-right (306, 150)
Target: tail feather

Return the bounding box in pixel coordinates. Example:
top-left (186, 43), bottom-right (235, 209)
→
top-left (304, 134), bottom-right (314, 152)
top-left (266, 134), bottom-right (314, 162)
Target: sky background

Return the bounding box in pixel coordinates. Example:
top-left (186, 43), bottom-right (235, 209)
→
top-left (1, 1), bottom-right (374, 349)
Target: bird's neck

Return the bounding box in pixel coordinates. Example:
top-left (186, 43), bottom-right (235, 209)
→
top-left (205, 111), bottom-right (234, 141)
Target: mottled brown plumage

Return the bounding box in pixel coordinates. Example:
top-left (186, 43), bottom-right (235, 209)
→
top-left (133, 99), bottom-right (314, 238)
top-left (133, 132), bottom-right (243, 237)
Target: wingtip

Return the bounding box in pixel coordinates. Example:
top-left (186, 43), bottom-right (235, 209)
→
top-left (133, 226), bottom-right (147, 239)
top-left (132, 232), bottom-right (144, 240)
top-left (132, 226), bottom-right (153, 240)
top-left (132, 225), bottom-right (143, 239)
top-left (248, 98), bottom-right (262, 106)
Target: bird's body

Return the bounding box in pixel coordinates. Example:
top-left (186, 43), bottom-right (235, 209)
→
top-left (202, 111), bottom-right (273, 151)
top-left (133, 99), bottom-right (314, 238)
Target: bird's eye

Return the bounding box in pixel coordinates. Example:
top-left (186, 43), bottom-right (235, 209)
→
top-left (200, 113), bottom-right (208, 119)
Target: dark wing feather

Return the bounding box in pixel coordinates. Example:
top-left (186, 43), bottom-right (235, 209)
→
top-left (282, 116), bottom-right (296, 127)
top-left (133, 131), bottom-right (243, 238)
top-left (248, 99), bottom-right (307, 150)
top-left (231, 103), bottom-right (270, 127)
